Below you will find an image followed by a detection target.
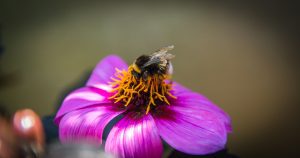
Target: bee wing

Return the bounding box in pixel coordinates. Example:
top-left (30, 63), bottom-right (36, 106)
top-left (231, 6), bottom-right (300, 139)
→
top-left (142, 45), bottom-right (175, 68)
top-left (155, 45), bottom-right (174, 54)
top-left (141, 56), bottom-right (162, 68)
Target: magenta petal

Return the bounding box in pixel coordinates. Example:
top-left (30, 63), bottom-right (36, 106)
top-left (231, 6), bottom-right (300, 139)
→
top-left (59, 105), bottom-right (124, 145)
top-left (171, 81), bottom-right (193, 94)
top-left (54, 87), bottom-right (111, 124)
top-left (87, 55), bottom-right (128, 89)
top-left (171, 83), bottom-right (232, 132)
top-left (105, 113), bottom-right (163, 158)
top-left (153, 90), bottom-right (231, 155)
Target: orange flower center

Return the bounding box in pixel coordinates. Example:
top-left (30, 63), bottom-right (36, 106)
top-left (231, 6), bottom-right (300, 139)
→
top-left (109, 65), bottom-right (176, 114)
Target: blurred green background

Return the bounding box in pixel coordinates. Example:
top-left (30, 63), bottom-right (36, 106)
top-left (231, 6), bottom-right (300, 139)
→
top-left (0, 1), bottom-right (299, 157)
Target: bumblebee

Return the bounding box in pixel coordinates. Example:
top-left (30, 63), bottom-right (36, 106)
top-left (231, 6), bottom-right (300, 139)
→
top-left (109, 45), bottom-right (176, 113)
top-left (131, 45), bottom-right (175, 80)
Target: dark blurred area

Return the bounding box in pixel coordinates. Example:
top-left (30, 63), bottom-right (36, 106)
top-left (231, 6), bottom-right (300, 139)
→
top-left (0, 1), bottom-right (299, 158)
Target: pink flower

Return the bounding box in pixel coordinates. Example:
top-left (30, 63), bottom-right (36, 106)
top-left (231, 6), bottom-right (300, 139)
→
top-left (54, 49), bottom-right (232, 158)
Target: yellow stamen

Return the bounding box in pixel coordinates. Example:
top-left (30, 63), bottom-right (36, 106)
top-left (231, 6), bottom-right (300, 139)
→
top-left (109, 65), bottom-right (176, 114)
top-left (146, 104), bottom-right (151, 114)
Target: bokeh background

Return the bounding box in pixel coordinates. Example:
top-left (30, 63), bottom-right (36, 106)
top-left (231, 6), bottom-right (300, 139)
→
top-left (0, 1), bottom-right (299, 157)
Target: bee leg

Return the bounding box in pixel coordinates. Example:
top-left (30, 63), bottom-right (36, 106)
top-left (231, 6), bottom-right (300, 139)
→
top-left (142, 71), bottom-right (149, 81)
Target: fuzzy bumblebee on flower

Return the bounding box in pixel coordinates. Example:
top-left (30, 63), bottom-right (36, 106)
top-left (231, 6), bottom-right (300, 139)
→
top-left (54, 45), bottom-right (232, 158)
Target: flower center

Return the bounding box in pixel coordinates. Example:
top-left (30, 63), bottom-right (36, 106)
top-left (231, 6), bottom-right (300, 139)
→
top-left (109, 65), bottom-right (176, 113)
